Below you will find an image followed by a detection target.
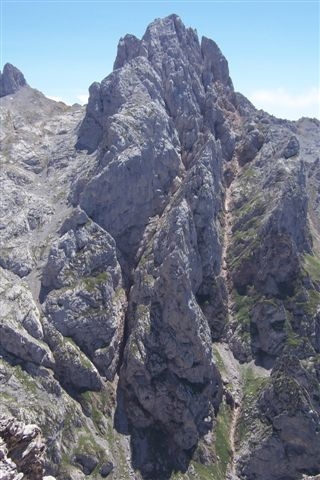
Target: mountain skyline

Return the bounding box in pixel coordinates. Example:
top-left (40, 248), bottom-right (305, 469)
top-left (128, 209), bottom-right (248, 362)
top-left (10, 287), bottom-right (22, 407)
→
top-left (1, 1), bottom-right (319, 120)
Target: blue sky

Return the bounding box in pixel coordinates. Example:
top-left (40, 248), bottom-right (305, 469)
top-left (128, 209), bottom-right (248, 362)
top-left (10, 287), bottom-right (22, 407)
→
top-left (1, 0), bottom-right (319, 119)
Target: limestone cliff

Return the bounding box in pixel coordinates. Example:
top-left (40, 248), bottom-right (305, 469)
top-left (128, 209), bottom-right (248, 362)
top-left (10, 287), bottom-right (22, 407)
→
top-left (0, 14), bottom-right (319, 480)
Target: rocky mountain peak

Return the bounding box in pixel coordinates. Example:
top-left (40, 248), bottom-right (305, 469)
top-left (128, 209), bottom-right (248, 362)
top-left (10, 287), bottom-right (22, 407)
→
top-left (0, 63), bottom-right (27, 97)
top-left (114, 14), bottom-right (194, 69)
top-left (201, 35), bottom-right (232, 87)
top-left (1, 14), bottom-right (320, 480)
top-left (114, 14), bottom-right (232, 89)
top-left (77, 14), bottom-right (235, 161)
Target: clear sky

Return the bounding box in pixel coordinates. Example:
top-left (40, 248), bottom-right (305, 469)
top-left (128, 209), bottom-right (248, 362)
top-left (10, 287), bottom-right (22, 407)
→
top-left (1, 0), bottom-right (319, 120)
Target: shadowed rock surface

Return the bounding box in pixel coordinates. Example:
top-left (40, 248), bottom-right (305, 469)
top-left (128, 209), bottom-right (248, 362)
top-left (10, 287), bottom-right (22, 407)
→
top-left (0, 63), bottom-right (27, 97)
top-left (1, 14), bottom-right (320, 480)
top-left (0, 415), bottom-right (50, 480)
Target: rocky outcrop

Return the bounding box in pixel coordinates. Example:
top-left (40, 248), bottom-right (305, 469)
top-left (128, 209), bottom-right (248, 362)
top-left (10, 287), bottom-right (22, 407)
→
top-left (76, 14), bottom-right (236, 271)
top-left (0, 267), bottom-right (54, 367)
top-left (250, 300), bottom-right (288, 366)
top-left (42, 208), bottom-right (126, 381)
top-left (237, 128), bottom-right (264, 166)
top-left (120, 174), bottom-right (223, 475)
top-left (0, 84), bottom-right (85, 279)
top-left (283, 135), bottom-right (300, 159)
top-left (75, 15), bottom-right (236, 476)
top-left (238, 354), bottom-right (320, 480)
top-left (77, 58), bottom-right (182, 266)
top-left (0, 415), bottom-right (47, 480)
top-left (0, 64), bottom-right (27, 97)
top-left (0, 70), bottom-right (126, 480)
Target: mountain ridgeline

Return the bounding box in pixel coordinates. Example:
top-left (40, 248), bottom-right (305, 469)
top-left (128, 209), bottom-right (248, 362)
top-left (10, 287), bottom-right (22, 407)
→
top-left (0, 14), bottom-right (319, 480)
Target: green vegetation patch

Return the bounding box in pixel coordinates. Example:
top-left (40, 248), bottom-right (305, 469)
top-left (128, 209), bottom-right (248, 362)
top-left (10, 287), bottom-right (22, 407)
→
top-left (307, 289), bottom-right (320, 315)
top-left (61, 427), bottom-right (106, 478)
top-left (234, 193), bottom-right (265, 221)
top-left (191, 462), bottom-right (220, 480)
top-left (242, 366), bottom-right (268, 399)
top-left (10, 364), bottom-right (40, 394)
top-left (74, 431), bottom-right (105, 458)
top-left (303, 253), bottom-right (320, 285)
top-left (82, 271), bottom-right (110, 292)
top-left (212, 346), bottom-right (226, 374)
top-left (0, 391), bottom-right (16, 402)
top-left (237, 366), bottom-right (269, 443)
top-left (241, 166), bottom-right (256, 180)
top-left (286, 333), bottom-right (302, 348)
top-left (232, 289), bottom-right (260, 325)
top-left (227, 188), bottom-right (268, 275)
top-left (191, 401), bottom-right (233, 480)
top-left (283, 311), bottom-right (296, 344)
top-left (80, 387), bottom-right (114, 433)
top-left (214, 402), bottom-right (232, 473)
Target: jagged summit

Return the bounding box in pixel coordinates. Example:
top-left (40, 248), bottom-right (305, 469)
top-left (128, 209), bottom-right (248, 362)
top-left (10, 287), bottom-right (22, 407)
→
top-left (113, 14), bottom-right (195, 69)
top-left (77, 14), bottom-right (234, 155)
top-left (114, 13), bottom-right (232, 90)
top-left (0, 62), bottom-right (27, 97)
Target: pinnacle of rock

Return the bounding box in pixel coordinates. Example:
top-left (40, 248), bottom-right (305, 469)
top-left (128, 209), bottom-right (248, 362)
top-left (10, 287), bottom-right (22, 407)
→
top-left (0, 63), bottom-right (27, 97)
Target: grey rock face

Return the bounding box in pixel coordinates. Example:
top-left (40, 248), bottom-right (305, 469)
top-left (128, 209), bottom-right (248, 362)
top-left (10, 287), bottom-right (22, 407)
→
top-left (99, 461), bottom-right (114, 477)
top-left (283, 135), bottom-right (300, 158)
top-left (73, 453), bottom-right (99, 475)
top-left (201, 36), bottom-right (233, 88)
top-left (237, 128), bottom-right (264, 166)
top-left (250, 301), bottom-right (288, 366)
top-left (43, 320), bottom-right (103, 393)
top-left (114, 132), bottom-right (226, 476)
top-left (226, 112), bottom-right (320, 478)
top-left (0, 267), bottom-right (54, 367)
top-left (238, 354), bottom-right (320, 480)
top-left (42, 208), bottom-right (126, 380)
top-left (77, 58), bottom-right (182, 264)
top-left (121, 192), bottom-right (223, 472)
top-left (76, 13), bottom-right (236, 269)
top-left (74, 82), bottom-right (103, 153)
top-left (0, 85), bottom-right (86, 279)
top-left (0, 64), bottom-right (27, 97)
top-left (230, 134), bottom-right (311, 299)
top-left (76, 15), bottom-right (236, 474)
top-left (0, 415), bottom-right (46, 480)
top-left (180, 136), bottom-right (227, 339)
